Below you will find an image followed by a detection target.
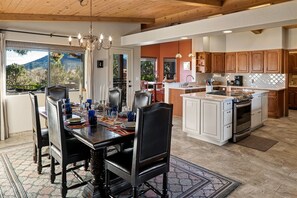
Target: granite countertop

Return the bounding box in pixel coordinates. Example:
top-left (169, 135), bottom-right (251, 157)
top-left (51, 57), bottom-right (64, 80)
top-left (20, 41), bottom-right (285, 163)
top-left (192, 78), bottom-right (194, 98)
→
top-left (181, 92), bottom-right (234, 102)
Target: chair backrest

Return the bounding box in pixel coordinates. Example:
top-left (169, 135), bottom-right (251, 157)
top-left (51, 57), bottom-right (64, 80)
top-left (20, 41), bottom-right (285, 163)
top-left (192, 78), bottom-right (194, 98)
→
top-left (29, 92), bottom-right (42, 143)
top-left (132, 91), bottom-right (152, 113)
top-left (45, 85), bottom-right (69, 100)
top-left (132, 103), bottom-right (173, 174)
top-left (47, 96), bottom-right (67, 157)
top-left (108, 87), bottom-right (122, 112)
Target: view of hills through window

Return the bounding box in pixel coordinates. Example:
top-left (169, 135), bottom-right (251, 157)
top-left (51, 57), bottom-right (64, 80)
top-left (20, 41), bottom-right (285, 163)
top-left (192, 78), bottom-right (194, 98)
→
top-left (6, 48), bottom-right (84, 94)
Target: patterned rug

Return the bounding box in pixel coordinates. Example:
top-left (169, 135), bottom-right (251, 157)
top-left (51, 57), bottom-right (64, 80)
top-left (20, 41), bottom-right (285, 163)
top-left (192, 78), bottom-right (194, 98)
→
top-left (0, 143), bottom-right (240, 198)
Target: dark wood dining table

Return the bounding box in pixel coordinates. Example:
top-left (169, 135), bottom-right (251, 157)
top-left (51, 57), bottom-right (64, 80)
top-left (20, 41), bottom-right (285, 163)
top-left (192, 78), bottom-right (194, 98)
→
top-left (39, 107), bottom-right (134, 198)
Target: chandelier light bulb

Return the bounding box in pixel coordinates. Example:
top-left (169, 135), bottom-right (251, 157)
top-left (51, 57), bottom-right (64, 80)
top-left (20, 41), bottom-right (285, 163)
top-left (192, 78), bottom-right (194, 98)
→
top-left (68, 36), bottom-right (72, 45)
top-left (78, 33), bottom-right (82, 40)
top-left (99, 34), bottom-right (104, 40)
top-left (108, 36), bottom-right (112, 42)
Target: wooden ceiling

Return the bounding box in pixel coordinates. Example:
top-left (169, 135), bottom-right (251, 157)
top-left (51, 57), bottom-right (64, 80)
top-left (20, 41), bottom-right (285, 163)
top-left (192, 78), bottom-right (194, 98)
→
top-left (0, 0), bottom-right (293, 31)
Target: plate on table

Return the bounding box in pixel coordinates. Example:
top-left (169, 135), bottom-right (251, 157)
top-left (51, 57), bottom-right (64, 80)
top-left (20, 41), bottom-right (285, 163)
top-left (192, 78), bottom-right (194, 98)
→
top-left (66, 117), bottom-right (86, 125)
top-left (121, 122), bottom-right (136, 131)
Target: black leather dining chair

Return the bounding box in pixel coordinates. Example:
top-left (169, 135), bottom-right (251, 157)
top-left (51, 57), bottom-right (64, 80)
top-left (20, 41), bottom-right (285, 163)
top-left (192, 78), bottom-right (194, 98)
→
top-left (29, 92), bottom-right (49, 174)
top-left (108, 87), bottom-right (122, 112)
top-left (45, 85), bottom-right (69, 100)
top-left (132, 90), bottom-right (152, 113)
top-left (105, 103), bottom-right (173, 197)
top-left (47, 96), bottom-right (90, 198)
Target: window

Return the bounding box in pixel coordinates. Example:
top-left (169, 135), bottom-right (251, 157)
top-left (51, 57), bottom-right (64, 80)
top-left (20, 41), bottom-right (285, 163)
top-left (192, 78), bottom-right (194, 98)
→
top-left (163, 58), bottom-right (176, 80)
top-left (6, 41), bottom-right (84, 94)
top-left (141, 58), bottom-right (157, 81)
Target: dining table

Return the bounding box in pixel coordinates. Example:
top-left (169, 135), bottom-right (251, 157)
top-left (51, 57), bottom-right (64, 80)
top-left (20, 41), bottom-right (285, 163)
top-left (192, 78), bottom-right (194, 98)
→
top-left (39, 106), bottom-right (135, 198)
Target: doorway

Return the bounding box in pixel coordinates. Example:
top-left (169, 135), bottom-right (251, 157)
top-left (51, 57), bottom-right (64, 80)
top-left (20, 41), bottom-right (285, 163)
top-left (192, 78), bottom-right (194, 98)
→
top-left (109, 48), bottom-right (133, 108)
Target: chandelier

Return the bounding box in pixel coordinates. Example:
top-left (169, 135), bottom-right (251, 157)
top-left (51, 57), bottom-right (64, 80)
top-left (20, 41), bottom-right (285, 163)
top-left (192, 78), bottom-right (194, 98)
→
top-left (68, 0), bottom-right (112, 50)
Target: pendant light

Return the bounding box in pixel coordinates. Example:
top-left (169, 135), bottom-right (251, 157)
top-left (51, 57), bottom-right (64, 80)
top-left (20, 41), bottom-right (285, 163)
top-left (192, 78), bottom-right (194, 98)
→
top-left (175, 41), bottom-right (182, 58)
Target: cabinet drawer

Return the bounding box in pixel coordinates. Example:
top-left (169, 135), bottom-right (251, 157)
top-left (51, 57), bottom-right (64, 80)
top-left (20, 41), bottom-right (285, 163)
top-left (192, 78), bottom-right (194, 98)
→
top-left (223, 100), bottom-right (233, 110)
top-left (223, 109), bottom-right (232, 125)
top-left (223, 123), bottom-right (232, 141)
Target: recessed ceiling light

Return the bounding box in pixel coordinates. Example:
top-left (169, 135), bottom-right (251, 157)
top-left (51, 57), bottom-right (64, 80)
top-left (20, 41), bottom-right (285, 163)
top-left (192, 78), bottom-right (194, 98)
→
top-left (248, 3), bottom-right (271, 10)
top-left (180, 37), bottom-right (188, 40)
top-left (223, 30), bottom-right (232, 34)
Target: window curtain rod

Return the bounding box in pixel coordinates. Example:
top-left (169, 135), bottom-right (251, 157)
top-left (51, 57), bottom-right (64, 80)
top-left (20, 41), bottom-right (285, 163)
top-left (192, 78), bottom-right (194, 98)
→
top-left (0, 29), bottom-right (76, 39)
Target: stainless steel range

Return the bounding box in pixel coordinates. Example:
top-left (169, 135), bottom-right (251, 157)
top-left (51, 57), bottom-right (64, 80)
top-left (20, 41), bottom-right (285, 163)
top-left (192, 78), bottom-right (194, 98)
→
top-left (207, 90), bottom-right (253, 142)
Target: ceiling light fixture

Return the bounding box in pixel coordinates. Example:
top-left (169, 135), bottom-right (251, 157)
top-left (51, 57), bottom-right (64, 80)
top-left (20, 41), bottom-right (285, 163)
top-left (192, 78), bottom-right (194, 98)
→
top-left (223, 30), bottom-right (232, 34)
top-left (248, 3), bottom-right (271, 10)
top-left (176, 41), bottom-right (182, 59)
top-left (188, 53), bottom-right (195, 58)
top-left (68, 0), bottom-right (112, 50)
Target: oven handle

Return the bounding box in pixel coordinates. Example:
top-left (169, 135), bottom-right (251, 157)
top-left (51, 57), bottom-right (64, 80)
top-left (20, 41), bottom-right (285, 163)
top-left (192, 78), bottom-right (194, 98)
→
top-left (235, 100), bottom-right (251, 108)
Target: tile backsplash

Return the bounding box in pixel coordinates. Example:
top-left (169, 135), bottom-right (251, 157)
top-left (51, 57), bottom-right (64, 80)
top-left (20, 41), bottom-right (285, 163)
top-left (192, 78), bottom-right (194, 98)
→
top-left (196, 73), bottom-right (285, 88)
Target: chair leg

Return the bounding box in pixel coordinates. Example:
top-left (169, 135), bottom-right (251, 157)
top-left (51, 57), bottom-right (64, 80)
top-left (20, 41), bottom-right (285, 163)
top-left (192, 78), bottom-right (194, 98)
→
top-left (50, 156), bottom-right (56, 184)
top-left (105, 169), bottom-right (111, 196)
top-left (132, 186), bottom-right (138, 198)
top-left (162, 172), bottom-right (168, 198)
top-left (61, 164), bottom-right (67, 198)
top-left (37, 148), bottom-right (42, 174)
top-left (33, 144), bottom-right (37, 163)
top-left (84, 159), bottom-right (89, 171)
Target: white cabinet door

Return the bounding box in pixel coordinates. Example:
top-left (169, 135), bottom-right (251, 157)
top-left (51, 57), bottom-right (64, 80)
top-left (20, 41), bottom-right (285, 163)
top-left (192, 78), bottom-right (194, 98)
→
top-left (252, 94), bottom-right (262, 111)
top-left (262, 93), bottom-right (268, 122)
top-left (251, 109), bottom-right (262, 128)
top-left (201, 100), bottom-right (220, 140)
top-left (183, 98), bottom-right (200, 134)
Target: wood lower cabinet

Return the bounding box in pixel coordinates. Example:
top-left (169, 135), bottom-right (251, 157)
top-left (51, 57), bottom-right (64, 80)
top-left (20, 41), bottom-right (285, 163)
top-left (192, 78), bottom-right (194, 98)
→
top-left (169, 88), bottom-right (205, 116)
top-left (288, 87), bottom-right (297, 109)
top-left (268, 90), bottom-right (284, 118)
top-left (211, 53), bottom-right (225, 73)
top-left (264, 49), bottom-right (283, 73)
top-left (225, 52), bottom-right (236, 73)
top-left (236, 51), bottom-right (250, 73)
top-left (250, 50), bottom-right (264, 73)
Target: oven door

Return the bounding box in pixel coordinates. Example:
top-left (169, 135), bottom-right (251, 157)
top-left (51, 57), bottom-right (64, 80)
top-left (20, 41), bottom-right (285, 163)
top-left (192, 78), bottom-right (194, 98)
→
top-left (233, 100), bottom-right (251, 133)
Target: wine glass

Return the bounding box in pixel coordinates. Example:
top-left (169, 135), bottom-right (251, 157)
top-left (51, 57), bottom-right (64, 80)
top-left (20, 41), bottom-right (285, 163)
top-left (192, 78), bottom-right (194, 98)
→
top-left (110, 110), bottom-right (118, 126)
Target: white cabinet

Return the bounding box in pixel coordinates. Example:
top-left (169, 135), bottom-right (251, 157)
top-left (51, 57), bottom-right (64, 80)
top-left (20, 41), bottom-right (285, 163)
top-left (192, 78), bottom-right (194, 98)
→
top-left (251, 92), bottom-right (268, 130)
top-left (183, 98), bottom-right (200, 134)
top-left (201, 100), bottom-right (220, 140)
top-left (182, 96), bottom-right (233, 146)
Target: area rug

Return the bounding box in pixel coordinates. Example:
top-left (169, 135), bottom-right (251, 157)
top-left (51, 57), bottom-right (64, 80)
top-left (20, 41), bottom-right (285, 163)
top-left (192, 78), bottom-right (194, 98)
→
top-left (0, 143), bottom-right (240, 198)
top-left (236, 135), bottom-right (278, 152)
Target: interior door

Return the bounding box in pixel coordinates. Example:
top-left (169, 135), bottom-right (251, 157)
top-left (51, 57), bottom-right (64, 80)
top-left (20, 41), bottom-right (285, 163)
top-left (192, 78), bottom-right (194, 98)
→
top-left (109, 47), bottom-right (133, 108)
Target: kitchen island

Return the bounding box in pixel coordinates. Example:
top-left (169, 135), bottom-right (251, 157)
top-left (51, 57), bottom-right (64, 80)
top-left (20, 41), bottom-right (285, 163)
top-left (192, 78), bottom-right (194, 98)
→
top-left (182, 92), bottom-right (234, 146)
top-left (181, 90), bottom-right (268, 146)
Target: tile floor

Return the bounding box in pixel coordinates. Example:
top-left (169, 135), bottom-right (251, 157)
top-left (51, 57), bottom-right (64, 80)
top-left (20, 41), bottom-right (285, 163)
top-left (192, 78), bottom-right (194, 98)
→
top-left (1, 111), bottom-right (297, 197)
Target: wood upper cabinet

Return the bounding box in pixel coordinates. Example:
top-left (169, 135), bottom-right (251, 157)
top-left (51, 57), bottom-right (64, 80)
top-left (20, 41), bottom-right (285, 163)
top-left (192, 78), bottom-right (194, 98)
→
top-left (236, 51), bottom-right (250, 73)
top-left (264, 49), bottom-right (283, 73)
top-left (196, 52), bottom-right (211, 73)
top-left (288, 52), bottom-right (297, 74)
top-left (211, 53), bottom-right (225, 73)
top-left (225, 52), bottom-right (236, 73)
top-left (250, 50), bottom-right (264, 73)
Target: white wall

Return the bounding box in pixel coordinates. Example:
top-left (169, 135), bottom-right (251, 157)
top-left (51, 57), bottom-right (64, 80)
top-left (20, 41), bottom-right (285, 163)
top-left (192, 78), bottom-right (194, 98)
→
top-left (0, 21), bottom-right (141, 134)
top-left (287, 28), bottom-right (297, 49)
top-left (226, 27), bottom-right (284, 51)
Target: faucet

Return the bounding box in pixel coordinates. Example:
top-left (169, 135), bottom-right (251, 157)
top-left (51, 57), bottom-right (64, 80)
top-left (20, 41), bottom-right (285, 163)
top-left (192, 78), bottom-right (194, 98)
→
top-left (186, 75), bottom-right (194, 83)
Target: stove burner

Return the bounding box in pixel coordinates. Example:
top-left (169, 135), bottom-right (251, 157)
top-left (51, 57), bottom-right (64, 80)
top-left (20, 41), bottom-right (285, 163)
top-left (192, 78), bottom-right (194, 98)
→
top-left (207, 90), bottom-right (253, 102)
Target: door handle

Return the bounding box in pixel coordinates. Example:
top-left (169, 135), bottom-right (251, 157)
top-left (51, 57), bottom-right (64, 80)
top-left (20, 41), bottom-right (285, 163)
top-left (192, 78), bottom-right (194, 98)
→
top-left (129, 85), bottom-right (132, 87)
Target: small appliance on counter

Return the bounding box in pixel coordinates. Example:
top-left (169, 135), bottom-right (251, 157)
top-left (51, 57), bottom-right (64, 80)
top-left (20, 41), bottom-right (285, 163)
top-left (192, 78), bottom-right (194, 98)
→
top-left (234, 75), bottom-right (243, 86)
top-left (205, 78), bottom-right (213, 93)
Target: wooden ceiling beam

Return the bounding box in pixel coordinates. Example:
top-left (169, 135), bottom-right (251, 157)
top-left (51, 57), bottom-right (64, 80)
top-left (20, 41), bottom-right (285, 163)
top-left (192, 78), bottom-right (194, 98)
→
top-left (0, 13), bottom-right (155, 24)
top-left (143, 0), bottom-right (290, 30)
top-left (174, 0), bottom-right (224, 7)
